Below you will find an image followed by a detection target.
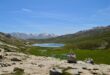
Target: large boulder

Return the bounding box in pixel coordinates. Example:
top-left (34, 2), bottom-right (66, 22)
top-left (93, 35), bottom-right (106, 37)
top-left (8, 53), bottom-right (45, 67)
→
top-left (50, 68), bottom-right (62, 75)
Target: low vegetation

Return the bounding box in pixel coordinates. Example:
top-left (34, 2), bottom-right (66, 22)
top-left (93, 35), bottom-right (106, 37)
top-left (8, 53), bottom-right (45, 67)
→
top-left (13, 67), bottom-right (24, 75)
top-left (27, 46), bottom-right (110, 64)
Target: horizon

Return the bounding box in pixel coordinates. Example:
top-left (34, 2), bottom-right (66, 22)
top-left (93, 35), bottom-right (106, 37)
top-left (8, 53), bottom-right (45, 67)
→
top-left (5, 25), bottom-right (110, 36)
top-left (0, 0), bottom-right (110, 35)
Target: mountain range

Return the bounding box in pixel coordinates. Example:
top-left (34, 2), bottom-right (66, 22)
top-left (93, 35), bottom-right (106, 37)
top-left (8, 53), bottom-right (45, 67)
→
top-left (1, 25), bottom-right (110, 50)
top-left (35, 25), bottom-right (110, 50)
top-left (10, 33), bottom-right (57, 39)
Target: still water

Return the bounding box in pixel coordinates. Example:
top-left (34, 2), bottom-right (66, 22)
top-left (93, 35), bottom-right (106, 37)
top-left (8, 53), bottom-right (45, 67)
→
top-left (32, 43), bottom-right (64, 47)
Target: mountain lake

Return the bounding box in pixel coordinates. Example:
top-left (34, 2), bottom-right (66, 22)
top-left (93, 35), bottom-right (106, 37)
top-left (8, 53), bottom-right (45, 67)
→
top-left (32, 43), bottom-right (65, 47)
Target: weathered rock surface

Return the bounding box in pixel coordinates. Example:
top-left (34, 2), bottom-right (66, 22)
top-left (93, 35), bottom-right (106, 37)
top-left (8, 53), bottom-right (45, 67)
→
top-left (0, 52), bottom-right (110, 75)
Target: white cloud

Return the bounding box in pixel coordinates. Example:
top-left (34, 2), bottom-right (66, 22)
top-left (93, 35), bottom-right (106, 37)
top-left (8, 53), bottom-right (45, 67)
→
top-left (21, 8), bottom-right (32, 12)
top-left (11, 8), bottom-right (32, 13)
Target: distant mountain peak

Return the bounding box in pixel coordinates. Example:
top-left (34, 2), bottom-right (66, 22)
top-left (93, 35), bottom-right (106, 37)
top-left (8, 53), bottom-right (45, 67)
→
top-left (10, 32), bottom-right (58, 39)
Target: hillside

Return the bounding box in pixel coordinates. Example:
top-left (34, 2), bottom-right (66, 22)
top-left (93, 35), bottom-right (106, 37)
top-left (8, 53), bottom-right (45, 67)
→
top-left (35, 25), bottom-right (110, 50)
top-left (0, 32), bottom-right (27, 52)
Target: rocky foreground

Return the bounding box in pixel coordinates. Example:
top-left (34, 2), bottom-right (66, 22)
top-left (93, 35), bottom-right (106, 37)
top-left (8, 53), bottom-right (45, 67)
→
top-left (0, 52), bottom-right (110, 75)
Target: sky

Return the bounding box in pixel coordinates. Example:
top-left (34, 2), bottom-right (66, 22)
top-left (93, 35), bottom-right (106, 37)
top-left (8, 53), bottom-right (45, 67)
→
top-left (0, 0), bottom-right (110, 35)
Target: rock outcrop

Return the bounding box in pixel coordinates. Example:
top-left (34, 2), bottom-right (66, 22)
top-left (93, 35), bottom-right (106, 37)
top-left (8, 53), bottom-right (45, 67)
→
top-left (0, 52), bottom-right (110, 75)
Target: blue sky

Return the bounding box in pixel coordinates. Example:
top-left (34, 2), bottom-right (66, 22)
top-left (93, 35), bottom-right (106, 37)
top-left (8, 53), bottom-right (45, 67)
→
top-left (0, 0), bottom-right (110, 35)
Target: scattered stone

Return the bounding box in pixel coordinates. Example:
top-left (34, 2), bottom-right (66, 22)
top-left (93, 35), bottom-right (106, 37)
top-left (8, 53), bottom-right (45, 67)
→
top-left (82, 67), bottom-right (87, 70)
top-left (50, 68), bottom-right (62, 75)
top-left (31, 62), bottom-right (37, 65)
top-left (73, 67), bottom-right (78, 69)
top-left (93, 68), bottom-right (99, 70)
top-left (0, 63), bottom-right (11, 67)
top-left (13, 67), bottom-right (24, 75)
top-left (38, 64), bottom-right (45, 68)
top-left (65, 69), bottom-right (80, 75)
top-left (0, 52), bottom-right (110, 75)
top-left (0, 55), bottom-right (3, 59)
top-left (20, 63), bottom-right (23, 64)
top-left (85, 58), bottom-right (94, 64)
top-left (13, 67), bottom-right (24, 72)
top-left (12, 62), bottom-right (16, 65)
top-left (78, 71), bottom-right (83, 74)
top-left (11, 58), bottom-right (21, 61)
top-left (67, 53), bottom-right (77, 63)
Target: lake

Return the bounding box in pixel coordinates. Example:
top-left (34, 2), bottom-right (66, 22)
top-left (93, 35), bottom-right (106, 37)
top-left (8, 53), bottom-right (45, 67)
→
top-left (32, 43), bottom-right (65, 47)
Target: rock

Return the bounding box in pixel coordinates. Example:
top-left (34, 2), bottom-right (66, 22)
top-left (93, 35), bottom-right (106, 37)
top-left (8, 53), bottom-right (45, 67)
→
top-left (78, 71), bottom-right (83, 74)
top-left (90, 70), bottom-right (103, 75)
top-left (12, 63), bottom-right (16, 65)
top-left (82, 67), bottom-right (87, 70)
top-left (0, 55), bottom-right (3, 59)
top-left (0, 52), bottom-right (110, 75)
top-left (0, 63), bottom-right (11, 67)
top-left (65, 69), bottom-right (80, 75)
top-left (50, 68), bottom-right (62, 75)
top-left (13, 67), bottom-right (24, 72)
top-left (77, 61), bottom-right (86, 64)
top-left (38, 64), bottom-right (45, 68)
top-left (11, 58), bottom-right (21, 61)
top-left (13, 67), bottom-right (24, 74)
top-left (93, 68), bottom-right (99, 70)
top-left (20, 63), bottom-right (23, 64)
top-left (67, 53), bottom-right (77, 63)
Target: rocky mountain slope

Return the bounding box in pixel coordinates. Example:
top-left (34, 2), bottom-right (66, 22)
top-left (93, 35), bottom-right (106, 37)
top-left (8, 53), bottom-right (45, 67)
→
top-left (10, 32), bottom-right (57, 39)
top-left (0, 32), bottom-right (27, 52)
top-left (0, 51), bottom-right (110, 75)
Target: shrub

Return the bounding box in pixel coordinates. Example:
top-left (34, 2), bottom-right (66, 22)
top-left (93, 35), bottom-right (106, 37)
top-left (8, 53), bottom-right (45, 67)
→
top-left (13, 67), bottom-right (24, 75)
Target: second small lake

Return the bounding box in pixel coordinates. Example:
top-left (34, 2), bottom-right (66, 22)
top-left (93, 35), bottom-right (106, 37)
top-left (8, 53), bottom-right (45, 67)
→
top-left (32, 43), bottom-right (65, 48)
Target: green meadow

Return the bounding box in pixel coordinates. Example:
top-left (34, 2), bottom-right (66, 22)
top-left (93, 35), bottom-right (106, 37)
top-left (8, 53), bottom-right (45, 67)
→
top-left (27, 47), bottom-right (110, 64)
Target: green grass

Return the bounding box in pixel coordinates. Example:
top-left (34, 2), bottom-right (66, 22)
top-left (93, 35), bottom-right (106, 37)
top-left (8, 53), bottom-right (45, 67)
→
top-left (27, 47), bottom-right (110, 64)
